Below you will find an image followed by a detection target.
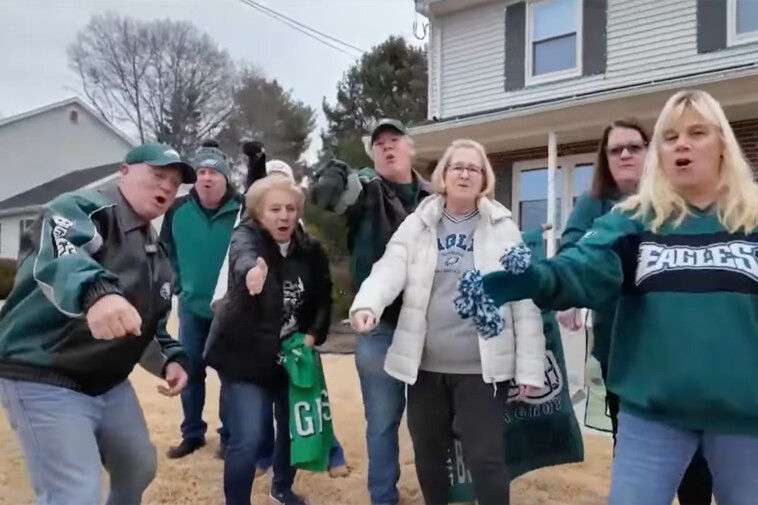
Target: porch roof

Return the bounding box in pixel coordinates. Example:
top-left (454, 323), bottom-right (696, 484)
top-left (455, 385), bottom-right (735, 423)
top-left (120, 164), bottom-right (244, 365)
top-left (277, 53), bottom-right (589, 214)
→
top-left (409, 65), bottom-right (758, 163)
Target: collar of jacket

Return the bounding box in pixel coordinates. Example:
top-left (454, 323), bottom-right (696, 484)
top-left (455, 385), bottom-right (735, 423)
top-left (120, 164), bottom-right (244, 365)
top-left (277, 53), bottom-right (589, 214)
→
top-left (414, 194), bottom-right (511, 229)
top-left (361, 167), bottom-right (433, 196)
top-left (99, 184), bottom-right (149, 232)
top-left (242, 218), bottom-right (308, 254)
top-left (188, 185), bottom-right (241, 215)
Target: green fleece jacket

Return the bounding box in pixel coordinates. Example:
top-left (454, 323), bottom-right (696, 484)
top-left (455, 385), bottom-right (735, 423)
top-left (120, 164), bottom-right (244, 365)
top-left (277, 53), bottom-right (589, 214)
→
top-left (559, 191), bottom-right (618, 371)
top-left (160, 187), bottom-right (242, 319)
top-left (310, 161), bottom-right (431, 326)
top-left (483, 206), bottom-right (758, 434)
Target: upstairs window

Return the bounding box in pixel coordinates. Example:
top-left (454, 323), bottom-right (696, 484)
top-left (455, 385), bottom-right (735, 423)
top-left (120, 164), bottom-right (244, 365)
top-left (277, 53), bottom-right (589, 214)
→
top-left (728, 0), bottom-right (758, 46)
top-left (526, 0), bottom-right (582, 84)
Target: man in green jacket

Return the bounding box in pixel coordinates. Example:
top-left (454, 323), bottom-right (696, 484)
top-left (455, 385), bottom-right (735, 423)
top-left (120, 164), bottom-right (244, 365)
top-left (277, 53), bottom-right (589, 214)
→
top-left (161, 142), bottom-right (243, 459)
top-left (0, 142), bottom-right (193, 505)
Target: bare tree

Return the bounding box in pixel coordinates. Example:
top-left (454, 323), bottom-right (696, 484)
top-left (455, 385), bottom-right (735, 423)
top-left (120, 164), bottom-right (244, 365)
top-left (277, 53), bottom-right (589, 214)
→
top-left (217, 67), bottom-right (316, 180)
top-left (68, 12), bottom-right (236, 154)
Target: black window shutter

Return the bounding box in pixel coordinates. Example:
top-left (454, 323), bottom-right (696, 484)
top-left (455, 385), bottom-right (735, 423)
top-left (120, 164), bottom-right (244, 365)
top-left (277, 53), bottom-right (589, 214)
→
top-left (697, 0), bottom-right (727, 53)
top-left (495, 159), bottom-right (514, 209)
top-left (505, 2), bottom-right (526, 91)
top-left (582, 0), bottom-right (607, 76)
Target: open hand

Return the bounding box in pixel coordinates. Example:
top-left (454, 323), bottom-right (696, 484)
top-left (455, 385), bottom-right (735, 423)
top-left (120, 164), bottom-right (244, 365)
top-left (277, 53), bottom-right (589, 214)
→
top-left (351, 310), bottom-right (376, 334)
top-left (246, 257), bottom-right (268, 295)
top-left (86, 294), bottom-right (142, 340)
top-left (157, 362), bottom-right (188, 397)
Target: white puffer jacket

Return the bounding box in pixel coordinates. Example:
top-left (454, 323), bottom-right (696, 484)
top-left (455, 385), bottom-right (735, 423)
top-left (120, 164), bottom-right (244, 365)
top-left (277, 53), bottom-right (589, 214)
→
top-left (350, 195), bottom-right (546, 387)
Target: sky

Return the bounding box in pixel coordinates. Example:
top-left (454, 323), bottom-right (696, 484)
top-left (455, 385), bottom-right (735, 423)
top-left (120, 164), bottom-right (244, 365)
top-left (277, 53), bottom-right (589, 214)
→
top-left (0, 0), bottom-right (428, 162)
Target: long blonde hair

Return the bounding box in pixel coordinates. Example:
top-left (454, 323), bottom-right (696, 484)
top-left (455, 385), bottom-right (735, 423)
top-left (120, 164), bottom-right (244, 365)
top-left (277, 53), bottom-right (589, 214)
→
top-left (620, 89), bottom-right (758, 233)
top-left (431, 139), bottom-right (496, 199)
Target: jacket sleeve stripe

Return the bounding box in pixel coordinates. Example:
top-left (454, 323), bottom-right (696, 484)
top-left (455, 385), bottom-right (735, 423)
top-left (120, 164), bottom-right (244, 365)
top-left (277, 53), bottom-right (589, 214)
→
top-left (32, 201), bottom-right (116, 317)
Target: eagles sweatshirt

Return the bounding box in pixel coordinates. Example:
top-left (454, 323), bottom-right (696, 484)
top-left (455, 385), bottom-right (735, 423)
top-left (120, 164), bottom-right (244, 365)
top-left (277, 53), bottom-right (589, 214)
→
top-left (484, 205), bottom-right (758, 434)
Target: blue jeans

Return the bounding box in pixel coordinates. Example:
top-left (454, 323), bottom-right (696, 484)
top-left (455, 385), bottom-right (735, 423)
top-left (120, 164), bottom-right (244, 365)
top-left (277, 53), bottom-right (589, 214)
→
top-left (0, 379), bottom-right (157, 505)
top-left (355, 321), bottom-right (407, 505)
top-left (178, 303), bottom-right (227, 444)
top-left (609, 411), bottom-right (758, 505)
top-left (222, 377), bottom-right (296, 505)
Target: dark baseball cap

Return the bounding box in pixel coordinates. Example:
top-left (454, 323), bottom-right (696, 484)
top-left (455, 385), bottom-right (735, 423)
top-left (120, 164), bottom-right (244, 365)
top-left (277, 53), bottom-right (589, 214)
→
top-left (124, 143), bottom-right (196, 184)
top-left (370, 118), bottom-right (407, 144)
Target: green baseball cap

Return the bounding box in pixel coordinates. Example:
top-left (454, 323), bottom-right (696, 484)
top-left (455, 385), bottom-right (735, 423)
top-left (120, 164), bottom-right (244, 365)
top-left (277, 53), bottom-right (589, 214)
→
top-left (370, 118), bottom-right (407, 144)
top-left (192, 147), bottom-right (231, 181)
top-left (124, 143), bottom-right (196, 184)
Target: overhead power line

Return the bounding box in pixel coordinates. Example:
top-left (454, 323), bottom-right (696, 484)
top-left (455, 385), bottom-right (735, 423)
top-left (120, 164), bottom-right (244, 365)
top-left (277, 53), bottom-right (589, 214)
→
top-left (237, 0), bottom-right (365, 58)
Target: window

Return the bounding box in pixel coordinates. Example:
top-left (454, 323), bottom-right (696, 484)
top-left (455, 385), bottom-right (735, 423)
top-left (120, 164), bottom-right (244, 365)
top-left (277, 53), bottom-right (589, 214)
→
top-left (572, 163), bottom-right (594, 205)
top-left (728, 0), bottom-right (758, 46)
top-left (512, 155), bottom-right (595, 254)
top-left (526, 0), bottom-right (582, 84)
top-left (516, 167), bottom-right (564, 233)
top-left (18, 218), bottom-right (35, 245)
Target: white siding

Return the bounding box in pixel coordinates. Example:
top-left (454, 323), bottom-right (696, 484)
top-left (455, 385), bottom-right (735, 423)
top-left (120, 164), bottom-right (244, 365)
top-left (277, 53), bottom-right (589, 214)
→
top-left (0, 214), bottom-right (35, 260)
top-left (435, 0), bottom-right (758, 118)
top-left (0, 104), bottom-right (132, 202)
top-left (438, 1), bottom-right (508, 118)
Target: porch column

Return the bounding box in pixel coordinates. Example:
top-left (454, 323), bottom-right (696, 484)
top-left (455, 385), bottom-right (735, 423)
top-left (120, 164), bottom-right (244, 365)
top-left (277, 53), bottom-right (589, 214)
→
top-left (546, 131), bottom-right (558, 258)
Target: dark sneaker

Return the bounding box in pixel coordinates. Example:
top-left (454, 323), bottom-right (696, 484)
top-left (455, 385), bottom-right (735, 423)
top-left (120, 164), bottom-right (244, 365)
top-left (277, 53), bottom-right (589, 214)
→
top-left (269, 489), bottom-right (308, 505)
top-left (166, 438), bottom-right (205, 459)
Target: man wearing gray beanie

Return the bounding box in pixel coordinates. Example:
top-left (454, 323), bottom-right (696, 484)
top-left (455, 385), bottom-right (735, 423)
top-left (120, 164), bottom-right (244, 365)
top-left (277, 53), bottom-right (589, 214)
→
top-left (160, 143), bottom-right (243, 459)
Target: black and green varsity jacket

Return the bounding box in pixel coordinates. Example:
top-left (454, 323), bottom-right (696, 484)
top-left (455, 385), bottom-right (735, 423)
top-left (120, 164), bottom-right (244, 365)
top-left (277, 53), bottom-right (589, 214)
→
top-left (0, 185), bottom-right (187, 396)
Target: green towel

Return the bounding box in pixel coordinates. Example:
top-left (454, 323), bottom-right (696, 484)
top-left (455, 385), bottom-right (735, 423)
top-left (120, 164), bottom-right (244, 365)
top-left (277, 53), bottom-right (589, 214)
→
top-left (448, 229), bottom-right (585, 502)
top-left (280, 333), bottom-right (335, 472)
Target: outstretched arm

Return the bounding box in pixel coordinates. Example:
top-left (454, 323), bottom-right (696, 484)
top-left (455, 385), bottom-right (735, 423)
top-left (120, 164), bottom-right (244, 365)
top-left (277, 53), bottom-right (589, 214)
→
top-left (483, 210), bottom-right (636, 311)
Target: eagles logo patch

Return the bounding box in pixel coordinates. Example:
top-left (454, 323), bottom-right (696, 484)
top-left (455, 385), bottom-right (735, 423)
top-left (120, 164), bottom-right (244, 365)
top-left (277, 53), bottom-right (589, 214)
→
top-left (160, 282), bottom-right (172, 301)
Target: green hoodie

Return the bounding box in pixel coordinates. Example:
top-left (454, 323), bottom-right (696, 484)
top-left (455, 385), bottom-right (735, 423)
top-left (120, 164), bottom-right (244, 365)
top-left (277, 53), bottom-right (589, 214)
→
top-left (160, 187), bottom-right (242, 319)
top-left (483, 207), bottom-right (758, 434)
top-left (559, 191), bottom-right (618, 371)
top-left (280, 333), bottom-right (334, 472)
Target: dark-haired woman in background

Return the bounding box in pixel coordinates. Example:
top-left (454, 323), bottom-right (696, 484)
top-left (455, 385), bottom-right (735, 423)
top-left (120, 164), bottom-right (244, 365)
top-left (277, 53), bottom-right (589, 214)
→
top-left (556, 118), bottom-right (712, 504)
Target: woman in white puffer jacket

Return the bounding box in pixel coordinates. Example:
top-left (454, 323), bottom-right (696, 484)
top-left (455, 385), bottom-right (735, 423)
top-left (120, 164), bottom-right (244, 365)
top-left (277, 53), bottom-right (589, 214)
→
top-left (350, 139), bottom-right (545, 505)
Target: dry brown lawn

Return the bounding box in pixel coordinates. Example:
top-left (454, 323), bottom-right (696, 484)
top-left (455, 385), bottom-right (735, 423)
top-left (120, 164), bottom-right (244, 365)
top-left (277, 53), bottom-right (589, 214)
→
top-left (0, 353), bottom-right (612, 505)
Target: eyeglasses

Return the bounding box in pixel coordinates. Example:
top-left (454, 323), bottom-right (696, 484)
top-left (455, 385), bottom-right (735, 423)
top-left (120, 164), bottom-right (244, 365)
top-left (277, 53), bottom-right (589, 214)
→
top-left (606, 142), bottom-right (647, 157)
top-left (449, 164), bottom-right (483, 176)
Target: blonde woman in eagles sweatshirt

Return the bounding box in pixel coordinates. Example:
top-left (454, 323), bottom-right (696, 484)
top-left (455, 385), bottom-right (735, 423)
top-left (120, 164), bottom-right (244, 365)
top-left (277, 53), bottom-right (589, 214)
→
top-left (350, 139), bottom-right (545, 505)
top-left (478, 90), bottom-right (758, 504)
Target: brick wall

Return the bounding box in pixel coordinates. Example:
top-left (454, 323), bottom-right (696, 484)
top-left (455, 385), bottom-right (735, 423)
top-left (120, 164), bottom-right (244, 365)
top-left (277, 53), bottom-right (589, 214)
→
top-left (485, 117), bottom-right (758, 208)
top-left (733, 119), bottom-right (758, 169)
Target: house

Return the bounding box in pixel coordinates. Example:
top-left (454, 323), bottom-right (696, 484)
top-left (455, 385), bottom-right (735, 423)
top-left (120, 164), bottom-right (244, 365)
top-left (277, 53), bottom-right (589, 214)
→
top-left (411, 0), bottom-right (758, 255)
top-left (0, 97), bottom-right (136, 259)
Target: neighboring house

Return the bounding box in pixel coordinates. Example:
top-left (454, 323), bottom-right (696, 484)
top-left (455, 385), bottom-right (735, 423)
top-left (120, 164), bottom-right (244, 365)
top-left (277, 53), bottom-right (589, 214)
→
top-left (412, 0), bottom-right (758, 255)
top-left (0, 163), bottom-right (121, 259)
top-left (0, 97), bottom-right (136, 203)
top-left (0, 97), bottom-right (136, 259)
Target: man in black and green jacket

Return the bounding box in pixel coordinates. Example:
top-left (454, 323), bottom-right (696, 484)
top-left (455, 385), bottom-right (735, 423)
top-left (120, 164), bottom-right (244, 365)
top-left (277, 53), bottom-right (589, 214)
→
top-left (310, 119), bottom-right (432, 505)
top-left (0, 142), bottom-right (193, 505)
top-left (160, 143), bottom-right (243, 459)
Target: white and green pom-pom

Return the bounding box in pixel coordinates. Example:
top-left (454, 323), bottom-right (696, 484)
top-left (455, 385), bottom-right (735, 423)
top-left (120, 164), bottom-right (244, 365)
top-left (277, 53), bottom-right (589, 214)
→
top-left (499, 243), bottom-right (531, 274)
